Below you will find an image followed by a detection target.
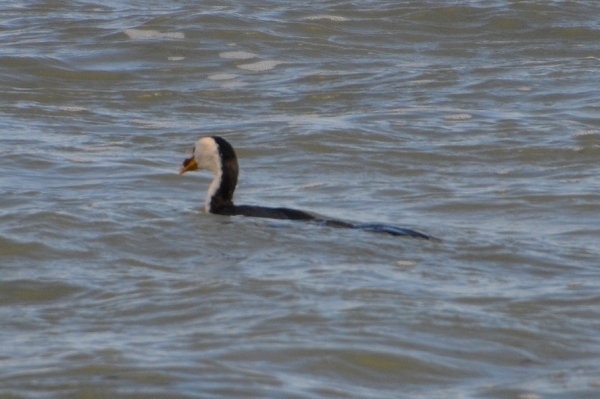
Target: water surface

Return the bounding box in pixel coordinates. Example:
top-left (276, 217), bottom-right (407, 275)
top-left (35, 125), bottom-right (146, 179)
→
top-left (1, 1), bottom-right (600, 398)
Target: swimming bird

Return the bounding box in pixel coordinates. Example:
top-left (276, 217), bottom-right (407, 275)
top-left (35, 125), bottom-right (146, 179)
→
top-left (180, 136), bottom-right (431, 239)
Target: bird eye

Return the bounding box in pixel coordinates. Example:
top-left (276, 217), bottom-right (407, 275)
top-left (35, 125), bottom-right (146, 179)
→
top-left (182, 157), bottom-right (192, 167)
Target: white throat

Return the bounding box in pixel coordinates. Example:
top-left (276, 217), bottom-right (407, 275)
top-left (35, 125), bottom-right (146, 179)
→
top-left (195, 137), bottom-right (223, 212)
top-left (205, 169), bottom-right (222, 212)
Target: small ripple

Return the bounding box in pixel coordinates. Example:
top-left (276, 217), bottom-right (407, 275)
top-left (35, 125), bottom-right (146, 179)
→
top-left (58, 106), bottom-right (88, 112)
top-left (0, 279), bottom-right (81, 305)
top-left (124, 29), bottom-right (184, 40)
top-left (218, 80), bottom-right (247, 89)
top-left (0, 235), bottom-right (49, 257)
top-left (444, 113), bottom-right (472, 121)
top-left (303, 15), bottom-right (350, 22)
top-left (518, 394), bottom-right (543, 399)
top-left (237, 60), bottom-right (285, 72)
top-left (83, 145), bottom-right (125, 153)
top-left (219, 51), bottom-right (256, 60)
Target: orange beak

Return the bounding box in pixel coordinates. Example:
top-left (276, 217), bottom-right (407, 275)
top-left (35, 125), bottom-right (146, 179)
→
top-left (180, 156), bottom-right (199, 174)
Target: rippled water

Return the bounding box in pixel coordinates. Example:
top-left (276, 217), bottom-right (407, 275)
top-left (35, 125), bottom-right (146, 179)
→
top-left (1, 1), bottom-right (600, 398)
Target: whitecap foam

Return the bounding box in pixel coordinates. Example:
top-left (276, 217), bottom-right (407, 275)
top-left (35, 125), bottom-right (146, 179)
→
top-left (59, 106), bottom-right (88, 112)
top-left (444, 113), bottom-right (472, 121)
top-left (396, 260), bottom-right (417, 268)
top-left (413, 79), bottom-right (435, 85)
top-left (124, 29), bottom-right (184, 40)
top-left (131, 119), bottom-right (174, 128)
top-left (168, 56), bottom-right (185, 61)
top-left (575, 129), bottom-right (598, 136)
top-left (303, 15), bottom-right (349, 22)
top-left (207, 73), bottom-right (238, 81)
top-left (219, 51), bottom-right (256, 60)
top-left (237, 60), bottom-right (284, 71)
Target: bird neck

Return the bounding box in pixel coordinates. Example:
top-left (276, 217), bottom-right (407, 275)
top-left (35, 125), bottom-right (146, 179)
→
top-left (206, 149), bottom-right (238, 214)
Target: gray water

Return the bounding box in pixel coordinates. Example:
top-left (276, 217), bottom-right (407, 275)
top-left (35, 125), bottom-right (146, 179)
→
top-left (1, 1), bottom-right (600, 398)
